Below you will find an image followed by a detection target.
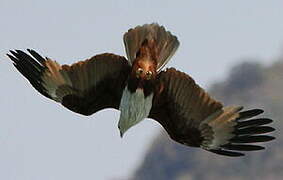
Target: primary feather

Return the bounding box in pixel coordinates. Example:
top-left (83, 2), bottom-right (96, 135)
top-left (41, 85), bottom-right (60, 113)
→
top-left (149, 68), bottom-right (275, 156)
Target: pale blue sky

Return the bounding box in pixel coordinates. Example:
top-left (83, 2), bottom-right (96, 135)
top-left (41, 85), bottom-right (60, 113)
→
top-left (1, 0), bottom-right (283, 180)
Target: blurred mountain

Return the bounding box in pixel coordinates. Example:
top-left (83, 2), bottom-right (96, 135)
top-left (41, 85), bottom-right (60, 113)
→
top-left (131, 59), bottom-right (283, 180)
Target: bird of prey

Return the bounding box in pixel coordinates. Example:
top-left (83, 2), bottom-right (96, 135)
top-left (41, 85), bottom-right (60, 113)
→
top-left (7, 23), bottom-right (275, 157)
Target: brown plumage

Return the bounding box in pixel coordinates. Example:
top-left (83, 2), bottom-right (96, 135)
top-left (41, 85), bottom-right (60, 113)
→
top-left (124, 23), bottom-right (179, 72)
top-left (7, 23), bottom-right (275, 157)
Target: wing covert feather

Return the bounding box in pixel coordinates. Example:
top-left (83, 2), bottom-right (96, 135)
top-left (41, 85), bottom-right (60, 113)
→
top-left (150, 68), bottom-right (222, 128)
top-left (8, 49), bottom-right (131, 116)
top-left (149, 68), bottom-right (274, 156)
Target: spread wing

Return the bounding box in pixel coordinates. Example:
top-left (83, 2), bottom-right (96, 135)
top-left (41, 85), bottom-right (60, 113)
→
top-left (149, 68), bottom-right (275, 157)
top-left (7, 49), bottom-right (131, 115)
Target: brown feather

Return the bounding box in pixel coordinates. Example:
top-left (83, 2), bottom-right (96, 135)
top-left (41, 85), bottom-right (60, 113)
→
top-left (8, 50), bottom-right (131, 115)
top-left (149, 68), bottom-right (274, 156)
top-left (123, 23), bottom-right (179, 72)
top-left (149, 68), bottom-right (223, 146)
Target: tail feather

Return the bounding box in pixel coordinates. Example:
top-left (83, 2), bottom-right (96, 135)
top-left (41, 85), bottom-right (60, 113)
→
top-left (123, 23), bottom-right (179, 72)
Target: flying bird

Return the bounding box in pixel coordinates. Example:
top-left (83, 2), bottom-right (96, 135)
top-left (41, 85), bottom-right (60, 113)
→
top-left (7, 23), bottom-right (275, 157)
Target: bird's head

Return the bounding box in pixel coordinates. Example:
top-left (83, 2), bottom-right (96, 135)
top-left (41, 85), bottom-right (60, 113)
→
top-left (131, 39), bottom-right (158, 82)
top-left (132, 58), bottom-right (157, 81)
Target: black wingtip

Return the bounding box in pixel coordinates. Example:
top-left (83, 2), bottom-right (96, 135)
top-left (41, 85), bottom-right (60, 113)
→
top-left (26, 49), bottom-right (46, 64)
top-left (6, 53), bottom-right (13, 59)
top-left (238, 109), bottom-right (264, 120)
top-left (15, 49), bottom-right (24, 53)
top-left (234, 126), bottom-right (275, 135)
top-left (6, 49), bottom-right (52, 99)
top-left (230, 135), bottom-right (275, 143)
top-left (7, 52), bottom-right (19, 64)
top-left (221, 144), bottom-right (265, 151)
top-left (9, 50), bottom-right (17, 56)
top-left (236, 118), bottom-right (273, 128)
top-left (209, 149), bottom-right (245, 157)
top-left (210, 109), bottom-right (275, 157)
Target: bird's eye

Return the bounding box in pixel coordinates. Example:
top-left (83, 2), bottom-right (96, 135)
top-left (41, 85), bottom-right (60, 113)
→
top-left (146, 71), bottom-right (153, 79)
top-left (136, 68), bottom-right (144, 77)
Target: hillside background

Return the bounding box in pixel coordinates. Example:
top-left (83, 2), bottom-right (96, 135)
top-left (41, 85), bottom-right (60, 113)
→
top-left (131, 58), bottom-right (282, 180)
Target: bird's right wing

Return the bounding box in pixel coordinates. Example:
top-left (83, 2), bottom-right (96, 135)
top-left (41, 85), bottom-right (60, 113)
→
top-left (7, 49), bottom-right (131, 115)
top-left (149, 68), bottom-right (275, 156)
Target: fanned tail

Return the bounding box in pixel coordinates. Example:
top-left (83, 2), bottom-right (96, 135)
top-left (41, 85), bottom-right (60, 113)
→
top-left (123, 23), bottom-right (179, 72)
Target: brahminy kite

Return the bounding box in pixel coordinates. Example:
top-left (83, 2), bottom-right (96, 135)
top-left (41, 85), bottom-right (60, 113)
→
top-left (7, 23), bottom-right (275, 156)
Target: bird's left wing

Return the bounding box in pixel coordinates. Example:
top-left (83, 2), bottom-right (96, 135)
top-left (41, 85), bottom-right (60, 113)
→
top-left (149, 68), bottom-right (275, 157)
top-left (7, 49), bottom-right (131, 115)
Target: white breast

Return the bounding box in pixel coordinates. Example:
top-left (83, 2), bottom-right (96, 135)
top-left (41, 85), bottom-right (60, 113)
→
top-left (118, 86), bottom-right (154, 136)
